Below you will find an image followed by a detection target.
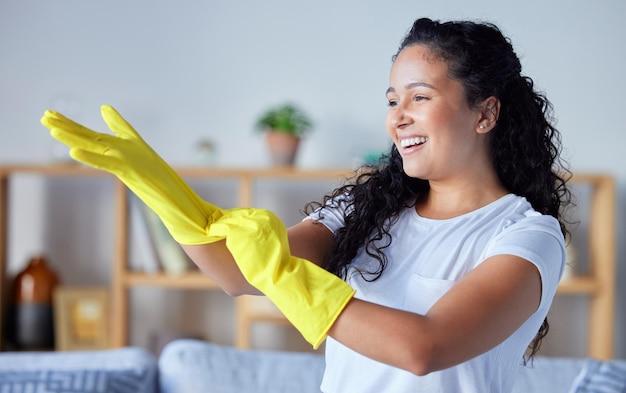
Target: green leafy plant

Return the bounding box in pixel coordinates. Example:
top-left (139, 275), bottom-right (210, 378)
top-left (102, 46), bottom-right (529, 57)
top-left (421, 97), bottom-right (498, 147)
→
top-left (255, 103), bottom-right (313, 137)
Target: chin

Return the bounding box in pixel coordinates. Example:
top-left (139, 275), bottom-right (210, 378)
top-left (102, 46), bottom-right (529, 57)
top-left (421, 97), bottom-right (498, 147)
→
top-left (401, 164), bottom-right (426, 180)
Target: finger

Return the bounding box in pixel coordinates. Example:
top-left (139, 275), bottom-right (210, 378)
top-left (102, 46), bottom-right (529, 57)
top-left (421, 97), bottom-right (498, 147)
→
top-left (50, 127), bottom-right (112, 154)
top-left (40, 110), bottom-right (72, 130)
top-left (40, 110), bottom-right (94, 134)
top-left (70, 148), bottom-right (119, 173)
top-left (100, 105), bottom-right (142, 140)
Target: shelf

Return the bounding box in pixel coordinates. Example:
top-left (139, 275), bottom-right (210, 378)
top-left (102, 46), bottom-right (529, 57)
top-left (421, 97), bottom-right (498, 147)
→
top-left (557, 276), bottom-right (599, 295)
top-left (0, 164), bottom-right (354, 180)
top-left (241, 313), bottom-right (291, 325)
top-left (0, 163), bottom-right (106, 177)
top-left (123, 271), bottom-right (220, 289)
top-left (174, 167), bottom-right (354, 180)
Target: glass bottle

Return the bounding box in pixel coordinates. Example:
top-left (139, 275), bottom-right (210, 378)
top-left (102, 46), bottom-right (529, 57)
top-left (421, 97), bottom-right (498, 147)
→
top-left (12, 255), bottom-right (60, 349)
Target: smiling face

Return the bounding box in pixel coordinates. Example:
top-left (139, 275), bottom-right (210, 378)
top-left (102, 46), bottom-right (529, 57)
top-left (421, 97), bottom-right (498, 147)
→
top-left (385, 45), bottom-right (492, 182)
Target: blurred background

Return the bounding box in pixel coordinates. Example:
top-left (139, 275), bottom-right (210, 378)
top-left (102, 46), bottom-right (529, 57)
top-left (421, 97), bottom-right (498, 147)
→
top-left (1, 0), bottom-right (624, 357)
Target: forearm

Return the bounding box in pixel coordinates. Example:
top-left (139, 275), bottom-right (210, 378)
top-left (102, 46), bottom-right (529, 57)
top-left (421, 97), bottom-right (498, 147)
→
top-left (181, 242), bottom-right (261, 296)
top-left (327, 255), bottom-right (543, 376)
top-left (180, 220), bottom-right (332, 297)
top-left (328, 299), bottom-right (487, 376)
top-left (328, 299), bottom-right (439, 376)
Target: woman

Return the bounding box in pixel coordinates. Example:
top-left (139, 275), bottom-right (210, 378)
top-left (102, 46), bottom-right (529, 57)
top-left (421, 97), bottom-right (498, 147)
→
top-left (42, 17), bottom-right (571, 393)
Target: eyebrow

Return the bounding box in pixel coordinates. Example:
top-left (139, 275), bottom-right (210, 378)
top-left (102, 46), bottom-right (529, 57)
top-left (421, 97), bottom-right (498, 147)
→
top-left (386, 82), bottom-right (436, 95)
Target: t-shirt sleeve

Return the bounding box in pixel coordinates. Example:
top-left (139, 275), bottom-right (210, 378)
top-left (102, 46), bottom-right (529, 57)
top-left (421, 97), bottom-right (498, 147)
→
top-left (303, 194), bottom-right (351, 234)
top-left (484, 215), bottom-right (566, 310)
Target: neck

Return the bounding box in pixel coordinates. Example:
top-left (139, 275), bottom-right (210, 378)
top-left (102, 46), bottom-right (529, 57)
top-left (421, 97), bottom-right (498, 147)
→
top-left (416, 173), bottom-right (508, 219)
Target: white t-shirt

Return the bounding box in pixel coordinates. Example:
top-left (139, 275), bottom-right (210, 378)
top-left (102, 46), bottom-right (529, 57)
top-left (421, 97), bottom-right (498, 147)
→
top-left (307, 194), bottom-right (565, 393)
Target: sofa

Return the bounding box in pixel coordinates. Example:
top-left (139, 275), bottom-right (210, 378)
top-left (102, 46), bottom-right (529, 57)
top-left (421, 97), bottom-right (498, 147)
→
top-left (0, 339), bottom-right (624, 393)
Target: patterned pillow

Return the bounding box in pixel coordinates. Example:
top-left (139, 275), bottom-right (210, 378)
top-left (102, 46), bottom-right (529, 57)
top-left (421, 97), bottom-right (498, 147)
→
top-left (0, 347), bottom-right (157, 393)
top-left (569, 359), bottom-right (626, 393)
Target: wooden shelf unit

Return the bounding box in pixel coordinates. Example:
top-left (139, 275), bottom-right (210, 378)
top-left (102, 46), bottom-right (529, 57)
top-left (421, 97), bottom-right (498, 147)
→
top-left (0, 165), bottom-right (616, 358)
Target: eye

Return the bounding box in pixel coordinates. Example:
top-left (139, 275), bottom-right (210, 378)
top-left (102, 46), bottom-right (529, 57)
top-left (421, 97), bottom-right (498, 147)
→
top-left (414, 94), bottom-right (428, 102)
top-left (387, 99), bottom-right (398, 107)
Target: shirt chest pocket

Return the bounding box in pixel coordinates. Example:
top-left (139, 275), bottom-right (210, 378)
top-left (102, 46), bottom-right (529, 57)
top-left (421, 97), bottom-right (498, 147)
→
top-left (402, 274), bottom-right (456, 315)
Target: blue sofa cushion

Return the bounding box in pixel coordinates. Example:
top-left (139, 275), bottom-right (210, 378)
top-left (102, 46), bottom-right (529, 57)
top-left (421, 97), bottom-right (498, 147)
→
top-left (0, 346), bottom-right (157, 393)
top-left (159, 339), bottom-right (325, 393)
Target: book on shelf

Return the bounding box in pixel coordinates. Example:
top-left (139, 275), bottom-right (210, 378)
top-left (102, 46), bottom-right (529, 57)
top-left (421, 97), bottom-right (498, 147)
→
top-left (128, 195), bottom-right (160, 274)
top-left (130, 195), bottom-right (193, 275)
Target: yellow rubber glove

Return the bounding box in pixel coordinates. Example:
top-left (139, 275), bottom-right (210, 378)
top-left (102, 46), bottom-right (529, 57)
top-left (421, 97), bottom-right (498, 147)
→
top-left (41, 105), bottom-right (355, 348)
top-left (206, 208), bottom-right (355, 349)
top-left (41, 105), bottom-right (222, 244)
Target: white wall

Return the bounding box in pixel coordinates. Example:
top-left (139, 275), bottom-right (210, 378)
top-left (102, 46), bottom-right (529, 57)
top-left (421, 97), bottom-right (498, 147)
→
top-left (2, 0), bottom-right (625, 357)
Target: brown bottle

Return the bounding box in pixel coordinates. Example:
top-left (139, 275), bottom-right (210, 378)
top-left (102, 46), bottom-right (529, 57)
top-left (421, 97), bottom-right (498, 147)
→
top-left (12, 256), bottom-right (60, 349)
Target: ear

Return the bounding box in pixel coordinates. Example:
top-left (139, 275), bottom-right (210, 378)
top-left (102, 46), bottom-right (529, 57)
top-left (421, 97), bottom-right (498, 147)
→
top-left (476, 96), bottom-right (500, 134)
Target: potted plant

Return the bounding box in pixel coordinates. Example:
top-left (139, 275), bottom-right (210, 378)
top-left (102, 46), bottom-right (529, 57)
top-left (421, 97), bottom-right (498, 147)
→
top-left (255, 103), bottom-right (313, 167)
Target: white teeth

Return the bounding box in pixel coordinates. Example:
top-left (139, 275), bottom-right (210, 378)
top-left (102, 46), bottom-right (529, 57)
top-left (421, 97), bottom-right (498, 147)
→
top-left (400, 137), bottom-right (427, 148)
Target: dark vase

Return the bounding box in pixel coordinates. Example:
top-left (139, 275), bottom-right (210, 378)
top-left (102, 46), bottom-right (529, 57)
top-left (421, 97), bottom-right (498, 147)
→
top-left (12, 256), bottom-right (60, 349)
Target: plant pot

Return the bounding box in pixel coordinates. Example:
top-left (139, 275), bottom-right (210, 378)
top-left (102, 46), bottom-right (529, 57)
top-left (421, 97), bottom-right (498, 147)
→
top-left (265, 131), bottom-right (300, 167)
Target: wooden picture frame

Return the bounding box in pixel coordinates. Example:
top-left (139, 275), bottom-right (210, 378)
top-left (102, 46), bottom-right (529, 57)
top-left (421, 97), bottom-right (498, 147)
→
top-left (53, 287), bottom-right (110, 351)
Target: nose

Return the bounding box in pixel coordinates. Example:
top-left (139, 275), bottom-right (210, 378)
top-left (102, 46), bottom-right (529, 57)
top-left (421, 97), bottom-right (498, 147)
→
top-left (388, 104), bottom-right (411, 129)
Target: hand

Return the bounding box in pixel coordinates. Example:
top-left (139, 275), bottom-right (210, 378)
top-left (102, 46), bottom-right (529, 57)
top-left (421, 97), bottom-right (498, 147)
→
top-left (41, 105), bottom-right (222, 244)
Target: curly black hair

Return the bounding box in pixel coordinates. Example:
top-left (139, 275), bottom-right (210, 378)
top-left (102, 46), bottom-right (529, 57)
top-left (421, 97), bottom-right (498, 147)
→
top-left (306, 18), bottom-right (572, 361)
